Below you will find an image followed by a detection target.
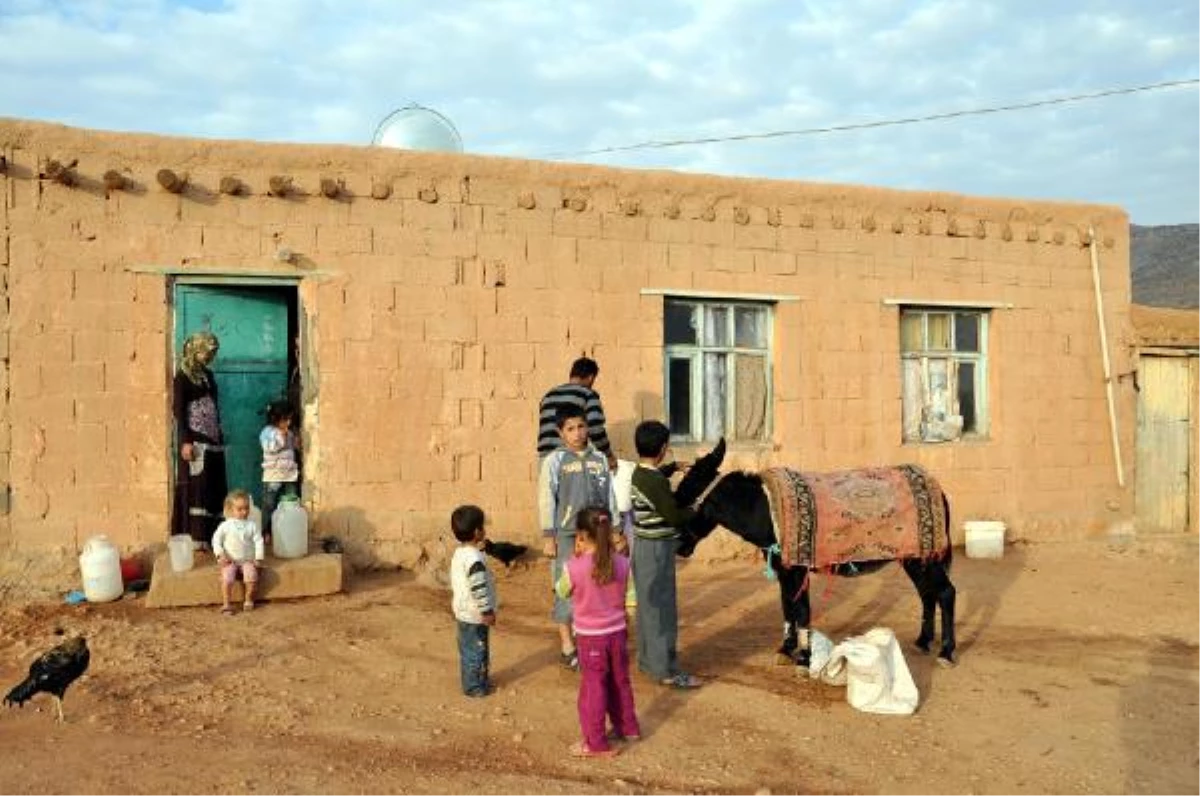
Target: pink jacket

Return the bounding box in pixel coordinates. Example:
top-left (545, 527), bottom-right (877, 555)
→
top-left (563, 552), bottom-right (633, 637)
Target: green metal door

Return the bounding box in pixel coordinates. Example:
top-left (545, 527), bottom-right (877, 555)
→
top-left (174, 285), bottom-right (291, 504)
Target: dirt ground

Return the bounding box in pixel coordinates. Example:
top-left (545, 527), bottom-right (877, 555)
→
top-left (1, 534), bottom-right (1197, 795)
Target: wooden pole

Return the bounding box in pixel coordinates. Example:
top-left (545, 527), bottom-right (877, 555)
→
top-left (1089, 226), bottom-right (1125, 488)
top-left (219, 176), bottom-right (244, 196)
top-left (102, 170), bottom-right (128, 191)
top-left (268, 176), bottom-right (293, 197)
top-left (156, 169), bottom-right (187, 193)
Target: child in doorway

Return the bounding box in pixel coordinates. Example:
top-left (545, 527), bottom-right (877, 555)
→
top-left (449, 504), bottom-right (497, 698)
top-left (556, 506), bottom-right (640, 758)
top-left (212, 489), bottom-right (265, 615)
top-left (538, 404), bottom-right (619, 671)
top-left (630, 420), bottom-right (702, 689)
top-left (259, 399), bottom-right (300, 544)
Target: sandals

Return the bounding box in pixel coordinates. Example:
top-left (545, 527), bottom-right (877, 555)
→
top-left (570, 741), bottom-right (620, 759)
top-left (559, 649), bottom-right (580, 671)
top-left (220, 605), bottom-right (234, 616)
top-left (660, 672), bottom-right (703, 690)
top-left (242, 601), bottom-right (255, 612)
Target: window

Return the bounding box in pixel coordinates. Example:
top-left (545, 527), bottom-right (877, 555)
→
top-left (900, 308), bottom-right (989, 442)
top-left (664, 298), bottom-right (772, 442)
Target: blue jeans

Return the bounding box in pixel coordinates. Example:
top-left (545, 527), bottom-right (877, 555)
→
top-left (457, 621), bottom-right (491, 697)
top-left (261, 482), bottom-right (298, 537)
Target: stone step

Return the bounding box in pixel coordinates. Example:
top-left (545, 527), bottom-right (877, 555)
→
top-left (145, 551), bottom-right (344, 608)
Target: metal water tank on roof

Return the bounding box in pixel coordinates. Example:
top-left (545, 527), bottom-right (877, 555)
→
top-left (371, 104), bottom-right (464, 153)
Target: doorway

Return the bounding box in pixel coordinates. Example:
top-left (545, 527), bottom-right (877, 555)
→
top-left (1135, 352), bottom-right (1198, 533)
top-left (171, 281), bottom-right (301, 516)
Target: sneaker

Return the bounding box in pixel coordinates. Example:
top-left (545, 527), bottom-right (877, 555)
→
top-left (660, 672), bottom-right (703, 689)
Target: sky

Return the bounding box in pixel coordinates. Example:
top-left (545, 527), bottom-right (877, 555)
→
top-left (0, 0), bottom-right (1197, 225)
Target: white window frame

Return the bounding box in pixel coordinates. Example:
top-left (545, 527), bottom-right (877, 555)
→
top-left (899, 306), bottom-right (990, 443)
top-left (663, 297), bottom-right (774, 443)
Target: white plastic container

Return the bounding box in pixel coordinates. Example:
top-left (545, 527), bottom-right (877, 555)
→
top-left (272, 497), bottom-right (309, 559)
top-left (964, 520), bottom-right (1006, 559)
top-left (80, 535), bottom-right (124, 603)
top-left (168, 534), bottom-right (195, 573)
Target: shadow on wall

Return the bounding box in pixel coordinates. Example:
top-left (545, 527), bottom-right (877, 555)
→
top-left (316, 505), bottom-right (448, 575)
top-left (608, 390), bottom-right (665, 460)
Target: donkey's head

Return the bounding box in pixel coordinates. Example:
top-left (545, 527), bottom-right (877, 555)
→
top-left (679, 469), bottom-right (776, 556)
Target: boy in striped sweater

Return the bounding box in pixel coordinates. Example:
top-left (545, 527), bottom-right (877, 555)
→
top-left (449, 505), bottom-right (497, 698)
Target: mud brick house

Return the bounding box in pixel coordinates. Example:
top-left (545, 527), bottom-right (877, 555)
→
top-left (0, 118), bottom-right (1138, 589)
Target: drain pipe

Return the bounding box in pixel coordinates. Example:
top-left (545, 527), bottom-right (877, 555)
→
top-left (1088, 226), bottom-right (1125, 488)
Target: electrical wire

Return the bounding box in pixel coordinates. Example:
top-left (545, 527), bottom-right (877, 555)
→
top-left (541, 78), bottom-right (1199, 159)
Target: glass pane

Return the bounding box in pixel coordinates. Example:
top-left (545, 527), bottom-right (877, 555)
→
top-left (901, 359), bottom-right (923, 442)
top-left (668, 358), bottom-right (692, 437)
top-left (957, 361), bottom-right (976, 432)
top-left (702, 353), bottom-right (727, 439)
top-left (900, 313), bottom-right (923, 352)
top-left (734, 354), bottom-right (767, 440)
top-left (955, 313), bottom-right (979, 352)
top-left (664, 301), bottom-right (697, 345)
top-left (702, 306), bottom-right (730, 346)
top-left (734, 306), bottom-right (766, 349)
top-left (927, 314), bottom-right (952, 350)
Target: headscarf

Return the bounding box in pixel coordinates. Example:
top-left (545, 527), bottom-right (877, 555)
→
top-left (179, 331), bottom-right (219, 386)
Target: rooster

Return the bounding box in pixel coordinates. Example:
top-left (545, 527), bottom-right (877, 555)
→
top-left (483, 540), bottom-right (528, 569)
top-left (4, 635), bottom-right (90, 722)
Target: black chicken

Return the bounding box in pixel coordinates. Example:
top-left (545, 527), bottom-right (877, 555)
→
top-left (483, 540), bottom-right (528, 568)
top-left (4, 635), bottom-right (90, 723)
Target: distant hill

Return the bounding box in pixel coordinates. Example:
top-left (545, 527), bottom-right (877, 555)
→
top-left (1131, 224), bottom-right (1198, 309)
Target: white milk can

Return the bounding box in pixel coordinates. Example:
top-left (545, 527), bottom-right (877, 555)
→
top-left (272, 496), bottom-right (309, 559)
top-left (80, 535), bottom-right (123, 603)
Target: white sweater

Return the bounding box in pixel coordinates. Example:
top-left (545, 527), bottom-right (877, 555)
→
top-left (212, 518), bottom-right (264, 563)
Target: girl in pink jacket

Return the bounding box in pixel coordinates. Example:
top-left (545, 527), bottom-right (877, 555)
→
top-left (555, 507), bottom-right (641, 758)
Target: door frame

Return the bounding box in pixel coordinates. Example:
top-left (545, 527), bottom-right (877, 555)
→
top-left (167, 275), bottom-right (310, 524)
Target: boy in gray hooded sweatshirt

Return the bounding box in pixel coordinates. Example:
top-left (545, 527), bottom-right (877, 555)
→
top-left (538, 404), bottom-right (618, 670)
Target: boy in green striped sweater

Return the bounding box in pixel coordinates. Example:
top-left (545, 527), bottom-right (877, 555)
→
top-left (629, 421), bottom-right (703, 690)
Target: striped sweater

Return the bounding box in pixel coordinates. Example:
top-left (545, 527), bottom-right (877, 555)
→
top-left (630, 463), bottom-right (696, 540)
top-left (536, 382), bottom-right (613, 457)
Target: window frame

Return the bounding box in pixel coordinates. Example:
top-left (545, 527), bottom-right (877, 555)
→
top-left (663, 297), bottom-right (774, 444)
top-left (899, 306), bottom-right (991, 443)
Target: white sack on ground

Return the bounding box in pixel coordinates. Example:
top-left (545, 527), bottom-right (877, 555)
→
top-left (818, 627), bottom-right (919, 715)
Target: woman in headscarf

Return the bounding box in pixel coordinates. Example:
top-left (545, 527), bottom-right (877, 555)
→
top-left (172, 331), bottom-right (228, 550)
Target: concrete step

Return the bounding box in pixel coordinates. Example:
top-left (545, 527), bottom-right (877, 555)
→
top-left (145, 551), bottom-right (344, 608)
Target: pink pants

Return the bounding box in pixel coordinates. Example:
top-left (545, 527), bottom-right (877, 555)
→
top-left (220, 561), bottom-right (258, 586)
top-left (576, 629), bottom-right (640, 752)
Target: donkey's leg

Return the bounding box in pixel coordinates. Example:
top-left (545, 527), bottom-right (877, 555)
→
top-left (931, 560), bottom-right (957, 667)
top-left (902, 558), bottom-right (937, 655)
top-left (776, 567), bottom-right (811, 668)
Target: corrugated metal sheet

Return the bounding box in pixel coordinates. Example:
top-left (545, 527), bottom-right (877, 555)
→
top-left (1136, 355), bottom-right (1196, 533)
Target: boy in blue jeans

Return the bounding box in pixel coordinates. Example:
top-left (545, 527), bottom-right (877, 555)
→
top-left (538, 404), bottom-right (618, 671)
top-left (449, 504), bottom-right (497, 697)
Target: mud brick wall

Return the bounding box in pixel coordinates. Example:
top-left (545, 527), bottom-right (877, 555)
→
top-left (0, 118), bottom-right (1135, 586)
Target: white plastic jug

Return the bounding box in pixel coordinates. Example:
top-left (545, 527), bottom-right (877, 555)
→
top-left (272, 496), bottom-right (309, 559)
top-left (80, 535), bottom-right (123, 603)
top-left (168, 534), bottom-right (195, 573)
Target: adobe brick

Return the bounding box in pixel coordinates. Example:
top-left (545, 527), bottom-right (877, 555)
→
top-left (552, 208), bottom-right (601, 238)
top-left (600, 213), bottom-right (649, 241)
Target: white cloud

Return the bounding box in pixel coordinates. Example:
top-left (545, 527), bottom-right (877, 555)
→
top-left (0, 0), bottom-right (1195, 222)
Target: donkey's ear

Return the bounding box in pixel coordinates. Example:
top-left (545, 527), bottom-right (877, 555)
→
top-left (708, 437), bottom-right (727, 466)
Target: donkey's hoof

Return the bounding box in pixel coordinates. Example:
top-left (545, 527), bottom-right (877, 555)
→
top-left (936, 655), bottom-right (957, 669)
